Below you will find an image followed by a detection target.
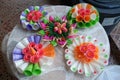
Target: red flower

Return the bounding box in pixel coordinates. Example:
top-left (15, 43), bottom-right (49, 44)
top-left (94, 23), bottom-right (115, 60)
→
top-left (30, 55), bottom-right (39, 63)
top-left (27, 10), bottom-right (43, 22)
top-left (85, 50), bottom-right (94, 59)
top-left (22, 42), bottom-right (44, 63)
top-left (35, 44), bottom-right (43, 50)
top-left (23, 54), bottom-right (32, 62)
top-left (79, 45), bottom-right (88, 53)
top-left (76, 8), bottom-right (91, 22)
top-left (87, 43), bottom-right (96, 52)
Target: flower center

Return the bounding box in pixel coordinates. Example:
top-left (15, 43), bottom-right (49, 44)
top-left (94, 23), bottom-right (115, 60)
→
top-left (22, 42), bottom-right (43, 63)
top-left (76, 8), bottom-right (91, 22)
top-left (74, 42), bottom-right (99, 63)
top-left (54, 22), bottom-right (68, 34)
top-left (27, 10), bottom-right (42, 22)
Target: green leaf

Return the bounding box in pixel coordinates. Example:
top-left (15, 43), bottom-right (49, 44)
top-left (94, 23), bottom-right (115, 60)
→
top-left (38, 30), bottom-right (45, 35)
top-left (43, 19), bottom-right (49, 24)
top-left (67, 11), bottom-right (72, 20)
top-left (67, 39), bottom-right (73, 45)
top-left (51, 41), bottom-right (57, 46)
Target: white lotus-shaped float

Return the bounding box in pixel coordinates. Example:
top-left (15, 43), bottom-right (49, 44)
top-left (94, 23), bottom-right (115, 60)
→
top-left (65, 35), bottom-right (109, 77)
top-left (12, 35), bottom-right (55, 76)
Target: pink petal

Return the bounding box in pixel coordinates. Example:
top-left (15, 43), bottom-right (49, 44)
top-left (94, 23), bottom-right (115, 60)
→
top-left (49, 16), bottom-right (54, 22)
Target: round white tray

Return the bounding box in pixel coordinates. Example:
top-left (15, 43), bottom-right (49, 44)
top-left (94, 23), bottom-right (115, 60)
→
top-left (2, 6), bottom-right (110, 80)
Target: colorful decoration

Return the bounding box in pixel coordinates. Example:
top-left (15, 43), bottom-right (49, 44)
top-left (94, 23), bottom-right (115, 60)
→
top-left (65, 35), bottom-right (109, 77)
top-left (12, 3), bottom-right (110, 78)
top-left (12, 35), bottom-right (55, 76)
top-left (67, 3), bottom-right (99, 28)
top-left (37, 16), bottom-right (77, 47)
top-left (20, 6), bottom-right (47, 30)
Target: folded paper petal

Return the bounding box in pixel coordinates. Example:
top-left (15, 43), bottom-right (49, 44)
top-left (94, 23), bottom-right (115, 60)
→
top-left (49, 16), bottom-right (54, 22)
top-left (28, 6), bottom-right (34, 11)
top-left (13, 54), bottom-right (23, 61)
top-left (14, 59), bottom-right (24, 67)
top-left (32, 23), bottom-right (40, 30)
top-left (16, 42), bottom-right (26, 49)
top-left (13, 47), bottom-right (22, 55)
top-left (24, 63), bottom-right (33, 76)
top-left (34, 35), bottom-right (41, 44)
top-left (43, 44), bottom-right (55, 57)
top-left (17, 62), bottom-right (29, 73)
top-left (28, 35), bottom-right (35, 42)
top-left (21, 38), bottom-right (30, 46)
top-left (32, 63), bottom-right (42, 75)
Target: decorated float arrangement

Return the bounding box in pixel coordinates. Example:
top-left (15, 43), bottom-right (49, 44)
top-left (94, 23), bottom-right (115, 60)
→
top-left (65, 35), bottom-right (109, 77)
top-left (67, 3), bottom-right (99, 28)
top-left (12, 35), bottom-right (55, 76)
top-left (37, 15), bottom-right (78, 47)
top-left (20, 6), bottom-right (47, 30)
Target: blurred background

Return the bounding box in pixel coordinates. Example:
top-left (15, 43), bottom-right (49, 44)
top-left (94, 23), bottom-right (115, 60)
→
top-left (0, 0), bottom-right (120, 80)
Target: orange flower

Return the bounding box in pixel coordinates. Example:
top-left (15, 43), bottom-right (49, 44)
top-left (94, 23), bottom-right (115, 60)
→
top-left (84, 15), bottom-right (90, 22)
top-left (76, 15), bottom-right (83, 22)
top-left (74, 42), bottom-right (99, 63)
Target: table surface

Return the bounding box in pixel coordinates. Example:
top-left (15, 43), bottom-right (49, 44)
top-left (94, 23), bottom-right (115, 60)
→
top-left (0, 0), bottom-right (119, 80)
top-left (3, 6), bottom-right (110, 80)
